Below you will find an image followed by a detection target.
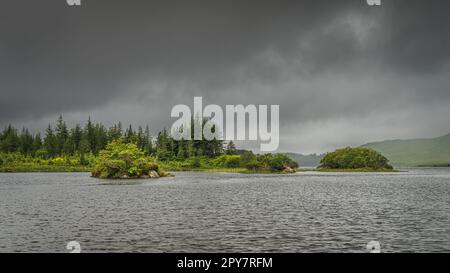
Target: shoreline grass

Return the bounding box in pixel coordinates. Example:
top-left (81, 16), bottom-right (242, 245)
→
top-left (310, 168), bottom-right (398, 173)
top-left (1, 165), bottom-right (400, 174)
top-left (0, 165), bottom-right (424, 174)
top-left (0, 165), bottom-right (292, 174)
top-left (0, 165), bottom-right (91, 173)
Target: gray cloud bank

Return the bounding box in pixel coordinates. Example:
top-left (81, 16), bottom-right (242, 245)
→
top-left (1, 0), bottom-right (450, 153)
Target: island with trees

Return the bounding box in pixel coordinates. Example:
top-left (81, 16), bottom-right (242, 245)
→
top-left (317, 147), bottom-right (395, 172)
top-left (0, 116), bottom-right (299, 176)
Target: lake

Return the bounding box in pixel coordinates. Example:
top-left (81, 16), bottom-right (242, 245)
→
top-left (0, 169), bottom-right (449, 253)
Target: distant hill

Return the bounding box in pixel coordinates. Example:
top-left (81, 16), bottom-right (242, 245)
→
top-left (362, 134), bottom-right (450, 167)
top-left (285, 153), bottom-right (324, 167)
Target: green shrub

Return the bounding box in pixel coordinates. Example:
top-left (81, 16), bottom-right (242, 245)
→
top-left (319, 147), bottom-right (393, 170)
top-left (269, 154), bottom-right (292, 171)
top-left (239, 152), bottom-right (298, 172)
top-left (190, 157), bottom-right (201, 168)
top-left (92, 140), bottom-right (161, 179)
top-left (211, 154), bottom-right (241, 168)
top-left (0, 152), bottom-right (93, 172)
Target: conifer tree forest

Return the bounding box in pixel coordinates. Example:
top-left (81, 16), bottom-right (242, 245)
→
top-left (0, 116), bottom-right (229, 159)
top-left (0, 116), bottom-right (298, 173)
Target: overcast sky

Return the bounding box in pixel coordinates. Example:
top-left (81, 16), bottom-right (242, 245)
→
top-left (1, 0), bottom-right (450, 154)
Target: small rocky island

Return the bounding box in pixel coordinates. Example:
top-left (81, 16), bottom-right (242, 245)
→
top-left (318, 147), bottom-right (394, 171)
top-left (91, 141), bottom-right (171, 179)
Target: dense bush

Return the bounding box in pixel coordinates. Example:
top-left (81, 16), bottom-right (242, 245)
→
top-left (159, 152), bottom-right (298, 173)
top-left (319, 147), bottom-right (393, 170)
top-left (239, 151), bottom-right (259, 170)
top-left (190, 157), bottom-right (202, 168)
top-left (212, 154), bottom-right (241, 168)
top-left (91, 140), bottom-right (161, 179)
top-left (257, 153), bottom-right (298, 172)
top-left (0, 152), bottom-right (95, 172)
top-left (237, 152), bottom-right (298, 172)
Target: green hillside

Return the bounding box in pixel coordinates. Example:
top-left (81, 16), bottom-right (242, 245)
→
top-left (285, 153), bottom-right (324, 167)
top-left (362, 134), bottom-right (450, 167)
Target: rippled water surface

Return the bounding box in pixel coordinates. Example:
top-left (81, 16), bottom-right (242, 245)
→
top-left (0, 169), bottom-right (449, 253)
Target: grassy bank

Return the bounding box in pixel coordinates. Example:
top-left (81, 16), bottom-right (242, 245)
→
top-left (312, 168), bottom-right (398, 173)
top-left (0, 165), bottom-right (90, 173)
top-left (0, 165), bottom-right (401, 174)
top-left (164, 167), bottom-right (295, 174)
top-left (416, 164), bottom-right (450, 167)
top-left (1, 149), bottom-right (400, 174)
top-left (0, 165), bottom-right (288, 174)
top-left (0, 153), bottom-right (93, 173)
top-left (0, 152), bottom-right (298, 175)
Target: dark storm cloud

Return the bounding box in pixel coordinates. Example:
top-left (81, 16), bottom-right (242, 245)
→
top-left (0, 0), bottom-right (356, 120)
top-left (1, 0), bottom-right (450, 152)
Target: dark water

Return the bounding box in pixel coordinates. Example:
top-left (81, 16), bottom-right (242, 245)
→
top-left (0, 169), bottom-right (449, 253)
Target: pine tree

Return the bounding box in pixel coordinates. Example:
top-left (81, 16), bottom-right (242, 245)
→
top-left (85, 117), bottom-right (97, 155)
top-left (108, 124), bottom-right (122, 141)
top-left (156, 129), bottom-right (173, 161)
top-left (225, 141), bottom-right (237, 155)
top-left (143, 125), bottom-right (152, 155)
top-left (79, 134), bottom-right (90, 165)
top-left (44, 125), bottom-right (57, 157)
top-left (55, 115), bottom-right (69, 155)
top-left (187, 139), bottom-right (196, 157)
top-left (32, 133), bottom-right (42, 156)
top-left (19, 128), bottom-right (33, 155)
top-left (0, 125), bottom-right (20, 153)
top-left (177, 139), bottom-right (187, 160)
top-left (117, 122), bottom-right (123, 136)
top-left (124, 125), bottom-right (136, 143)
top-left (69, 124), bottom-right (82, 153)
top-left (137, 126), bottom-right (145, 149)
top-left (95, 124), bottom-right (108, 152)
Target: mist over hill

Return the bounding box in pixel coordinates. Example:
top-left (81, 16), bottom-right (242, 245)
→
top-left (286, 133), bottom-right (450, 167)
top-left (362, 134), bottom-right (450, 167)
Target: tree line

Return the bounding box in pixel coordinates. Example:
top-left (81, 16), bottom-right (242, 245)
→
top-left (0, 115), bottom-right (238, 161)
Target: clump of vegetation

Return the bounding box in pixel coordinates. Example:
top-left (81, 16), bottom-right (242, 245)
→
top-left (91, 141), bottom-right (167, 179)
top-left (158, 152), bottom-right (298, 173)
top-left (240, 152), bottom-right (299, 173)
top-left (319, 147), bottom-right (393, 170)
top-left (0, 152), bottom-right (93, 172)
top-left (211, 154), bottom-right (242, 168)
top-left (178, 152), bottom-right (298, 173)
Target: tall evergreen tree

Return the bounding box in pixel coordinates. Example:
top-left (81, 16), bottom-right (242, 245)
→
top-left (124, 125), bottom-right (136, 143)
top-left (108, 123), bottom-right (122, 141)
top-left (68, 124), bottom-right (82, 153)
top-left (177, 139), bottom-right (187, 160)
top-left (0, 125), bottom-right (20, 153)
top-left (95, 124), bottom-right (108, 152)
top-left (32, 133), bottom-right (42, 156)
top-left (19, 128), bottom-right (33, 155)
top-left (225, 141), bottom-right (237, 155)
top-left (156, 129), bottom-right (173, 160)
top-left (85, 117), bottom-right (97, 155)
top-left (143, 125), bottom-right (152, 155)
top-left (79, 133), bottom-right (90, 165)
top-left (136, 126), bottom-right (145, 149)
top-left (55, 115), bottom-right (69, 155)
top-left (44, 125), bottom-right (57, 157)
